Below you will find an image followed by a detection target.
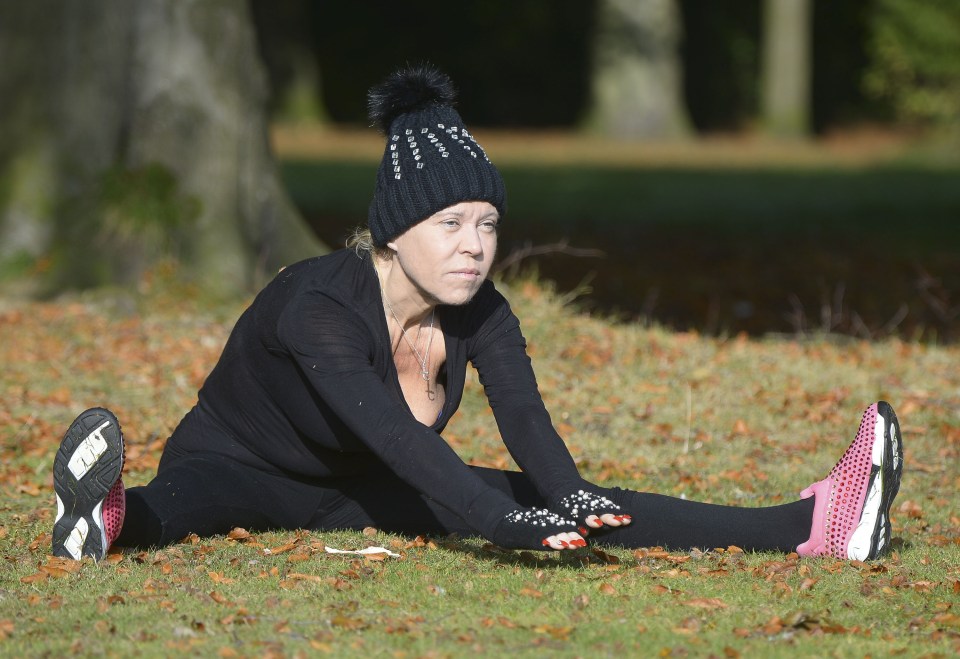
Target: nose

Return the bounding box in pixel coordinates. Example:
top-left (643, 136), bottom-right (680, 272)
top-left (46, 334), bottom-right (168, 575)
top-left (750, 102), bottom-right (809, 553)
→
top-left (459, 226), bottom-right (483, 257)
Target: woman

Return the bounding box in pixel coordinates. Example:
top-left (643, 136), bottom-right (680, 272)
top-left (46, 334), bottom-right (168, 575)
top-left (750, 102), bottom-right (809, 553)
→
top-left (52, 65), bottom-right (903, 562)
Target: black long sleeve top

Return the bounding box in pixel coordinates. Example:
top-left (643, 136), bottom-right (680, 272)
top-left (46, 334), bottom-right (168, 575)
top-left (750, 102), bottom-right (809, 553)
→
top-left (168, 249), bottom-right (583, 538)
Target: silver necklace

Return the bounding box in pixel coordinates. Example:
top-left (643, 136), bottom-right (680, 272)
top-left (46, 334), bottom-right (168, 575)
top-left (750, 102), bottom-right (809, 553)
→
top-left (376, 263), bottom-right (436, 383)
top-left (389, 302), bottom-right (435, 382)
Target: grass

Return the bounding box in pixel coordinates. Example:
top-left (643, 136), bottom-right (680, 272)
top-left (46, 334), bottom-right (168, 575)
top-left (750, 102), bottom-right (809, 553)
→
top-left (1, 271), bottom-right (959, 657)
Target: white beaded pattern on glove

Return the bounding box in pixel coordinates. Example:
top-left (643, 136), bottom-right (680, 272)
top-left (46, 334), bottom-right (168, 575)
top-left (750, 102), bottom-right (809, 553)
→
top-left (503, 507), bottom-right (577, 528)
top-left (557, 490), bottom-right (620, 519)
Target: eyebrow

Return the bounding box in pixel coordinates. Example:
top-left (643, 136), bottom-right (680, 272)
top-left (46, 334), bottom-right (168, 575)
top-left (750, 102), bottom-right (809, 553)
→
top-left (437, 210), bottom-right (499, 221)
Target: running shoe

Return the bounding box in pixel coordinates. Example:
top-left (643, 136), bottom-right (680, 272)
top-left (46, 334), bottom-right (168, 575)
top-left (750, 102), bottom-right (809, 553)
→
top-left (797, 401), bottom-right (903, 560)
top-left (52, 408), bottom-right (126, 560)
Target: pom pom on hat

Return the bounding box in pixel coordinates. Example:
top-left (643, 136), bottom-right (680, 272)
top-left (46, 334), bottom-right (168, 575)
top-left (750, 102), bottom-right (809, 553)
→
top-left (367, 64), bottom-right (457, 134)
top-left (366, 64), bottom-right (506, 246)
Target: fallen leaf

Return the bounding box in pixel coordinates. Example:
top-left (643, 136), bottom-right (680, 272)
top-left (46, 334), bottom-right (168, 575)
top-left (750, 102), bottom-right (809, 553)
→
top-left (331, 615), bottom-right (366, 630)
top-left (285, 572), bottom-right (324, 583)
top-left (226, 528), bottom-right (251, 542)
top-left (682, 597), bottom-right (728, 610)
top-left (799, 577), bottom-right (819, 591)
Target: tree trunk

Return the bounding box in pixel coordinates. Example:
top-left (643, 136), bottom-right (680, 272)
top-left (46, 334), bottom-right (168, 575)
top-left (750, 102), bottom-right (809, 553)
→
top-left (761, 0), bottom-right (812, 138)
top-left (588, 0), bottom-right (690, 140)
top-left (0, 0), bottom-right (324, 297)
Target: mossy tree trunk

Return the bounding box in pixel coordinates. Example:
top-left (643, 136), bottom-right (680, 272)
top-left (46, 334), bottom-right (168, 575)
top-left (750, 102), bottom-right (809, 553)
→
top-left (587, 0), bottom-right (690, 140)
top-left (0, 0), bottom-right (324, 297)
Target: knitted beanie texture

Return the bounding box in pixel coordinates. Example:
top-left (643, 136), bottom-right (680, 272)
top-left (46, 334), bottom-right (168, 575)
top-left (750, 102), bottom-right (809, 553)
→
top-left (366, 64), bottom-right (506, 246)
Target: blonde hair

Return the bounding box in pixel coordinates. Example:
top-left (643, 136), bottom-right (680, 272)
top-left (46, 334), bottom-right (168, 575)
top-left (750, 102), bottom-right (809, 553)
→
top-left (346, 227), bottom-right (392, 260)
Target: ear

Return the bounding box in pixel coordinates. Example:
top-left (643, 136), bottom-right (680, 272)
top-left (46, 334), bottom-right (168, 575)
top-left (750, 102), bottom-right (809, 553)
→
top-left (386, 240), bottom-right (399, 252)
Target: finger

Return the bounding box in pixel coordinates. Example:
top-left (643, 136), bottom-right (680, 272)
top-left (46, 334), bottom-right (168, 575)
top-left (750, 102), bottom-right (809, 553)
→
top-left (560, 532), bottom-right (587, 548)
top-left (542, 535), bottom-right (571, 550)
top-left (599, 513), bottom-right (624, 527)
top-left (585, 515), bottom-right (604, 529)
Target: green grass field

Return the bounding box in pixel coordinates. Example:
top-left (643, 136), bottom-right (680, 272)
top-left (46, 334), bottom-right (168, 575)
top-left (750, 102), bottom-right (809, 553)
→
top-left (2, 273), bottom-right (958, 657)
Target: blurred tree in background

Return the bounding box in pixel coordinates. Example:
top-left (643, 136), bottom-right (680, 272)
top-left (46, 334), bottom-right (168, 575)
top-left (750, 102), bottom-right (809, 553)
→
top-left (0, 0), bottom-right (320, 297)
top-left (760, 0), bottom-right (811, 137)
top-left (587, 0), bottom-right (690, 139)
top-left (863, 0), bottom-right (960, 129)
top-left (2, 0), bottom-right (959, 298)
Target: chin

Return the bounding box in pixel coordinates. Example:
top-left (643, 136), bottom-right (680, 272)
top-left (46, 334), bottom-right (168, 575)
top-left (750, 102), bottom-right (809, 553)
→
top-left (436, 286), bottom-right (483, 307)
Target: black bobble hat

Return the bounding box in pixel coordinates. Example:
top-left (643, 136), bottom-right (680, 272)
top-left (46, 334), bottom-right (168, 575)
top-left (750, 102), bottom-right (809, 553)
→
top-left (366, 64), bottom-right (506, 246)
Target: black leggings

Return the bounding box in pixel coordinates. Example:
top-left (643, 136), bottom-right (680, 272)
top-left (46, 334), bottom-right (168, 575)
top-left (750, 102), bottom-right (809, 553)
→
top-left (117, 451), bottom-right (814, 553)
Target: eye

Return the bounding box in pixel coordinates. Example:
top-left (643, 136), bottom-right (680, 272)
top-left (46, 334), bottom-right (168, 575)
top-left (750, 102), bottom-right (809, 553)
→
top-left (479, 220), bottom-right (499, 233)
top-left (441, 218), bottom-right (460, 229)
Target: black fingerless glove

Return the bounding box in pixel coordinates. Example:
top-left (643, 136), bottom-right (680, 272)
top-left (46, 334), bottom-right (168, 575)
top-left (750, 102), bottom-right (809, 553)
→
top-left (551, 487), bottom-right (625, 529)
top-left (488, 507), bottom-right (582, 550)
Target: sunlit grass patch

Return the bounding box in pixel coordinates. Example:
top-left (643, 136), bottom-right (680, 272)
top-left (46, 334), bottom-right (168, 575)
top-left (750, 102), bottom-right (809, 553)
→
top-left (1, 277), bottom-right (958, 656)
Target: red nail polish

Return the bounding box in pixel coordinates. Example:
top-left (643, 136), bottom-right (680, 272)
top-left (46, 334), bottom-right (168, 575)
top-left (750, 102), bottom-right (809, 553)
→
top-left (542, 539), bottom-right (550, 546)
top-left (578, 526), bottom-right (589, 535)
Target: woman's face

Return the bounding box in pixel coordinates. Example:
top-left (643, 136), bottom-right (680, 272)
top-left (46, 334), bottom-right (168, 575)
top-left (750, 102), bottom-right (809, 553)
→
top-left (388, 201), bottom-right (499, 306)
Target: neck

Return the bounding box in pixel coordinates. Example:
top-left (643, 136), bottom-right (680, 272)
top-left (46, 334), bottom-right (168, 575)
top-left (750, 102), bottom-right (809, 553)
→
top-left (374, 255), bottom-right (434, 328)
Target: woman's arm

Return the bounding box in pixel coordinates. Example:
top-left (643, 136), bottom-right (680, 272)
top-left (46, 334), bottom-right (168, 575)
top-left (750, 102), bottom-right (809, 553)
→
top-left (468, 287), bottom-right (631, 531)
top-left (277, 290), bottom-right (584, 549)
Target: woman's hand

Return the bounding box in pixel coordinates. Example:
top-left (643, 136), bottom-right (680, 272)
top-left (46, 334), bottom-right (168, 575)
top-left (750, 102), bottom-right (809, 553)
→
top-left (585, 512), bottom-right (632, 529)
top-left (491, 507), bottom-right (587, 550)
top-left (542, 530), bottom-right (587, 550)
top-left (554, 488), bottom-right (632, 531)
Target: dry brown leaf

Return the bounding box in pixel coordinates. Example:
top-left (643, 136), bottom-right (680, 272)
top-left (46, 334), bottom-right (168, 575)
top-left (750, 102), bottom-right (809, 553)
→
top-left (682, 597), bottom-right (728, 610)
top-left (598, 582), bottom-right (616, 595)
top-left (20, 572), bottom-right (49, 584)
top-left (285, 572), bottom-right (323, 583)
top-left (226, 527), bottom-right (251, 541)
top-left (264, 540), bottom-right (299, 555)
top-left (799, 577), bottom-right (819, 591)
top-left (330, 615), bottom-right (366, 630)
top-left (533, 624), bottom-right (573, 640)
top-left (208, 571), bottom-right (234, 584)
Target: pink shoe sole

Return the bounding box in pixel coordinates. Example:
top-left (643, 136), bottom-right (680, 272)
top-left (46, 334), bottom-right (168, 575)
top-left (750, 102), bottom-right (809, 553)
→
top-left (52, 408), bottom-right (126, 560)
top-left (798, 401), bottom-right (903, 560)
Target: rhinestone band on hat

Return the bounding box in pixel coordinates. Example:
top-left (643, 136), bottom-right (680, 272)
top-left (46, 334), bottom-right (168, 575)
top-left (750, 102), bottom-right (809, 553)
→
top-left (390, 134), bottom-right (401, 179)
top-left (386, 122), bottom-right (495, 181)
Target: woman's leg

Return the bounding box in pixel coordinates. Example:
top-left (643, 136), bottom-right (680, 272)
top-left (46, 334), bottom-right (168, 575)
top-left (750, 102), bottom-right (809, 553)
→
top-left (306, 467), bottom-right (545, 537)
top-left (468, 468), bottom-right (814, 552)
top-left (305, 466), bottom-right (812, 553)
top-left (115, 452), bottom-right (343, 548)
top-left (594, 489), bottom-right (814, 552)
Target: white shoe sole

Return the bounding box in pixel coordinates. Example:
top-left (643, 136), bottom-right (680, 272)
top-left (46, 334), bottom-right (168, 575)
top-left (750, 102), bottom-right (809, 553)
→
top-left (52, 408), bottom-right (124, 561)
top-left (847, 402), bottom-right (902, 560)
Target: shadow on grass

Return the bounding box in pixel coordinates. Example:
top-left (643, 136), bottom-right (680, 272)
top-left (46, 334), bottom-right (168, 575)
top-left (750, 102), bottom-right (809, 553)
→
top-left (283, 160), bottom-right (960, 341)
